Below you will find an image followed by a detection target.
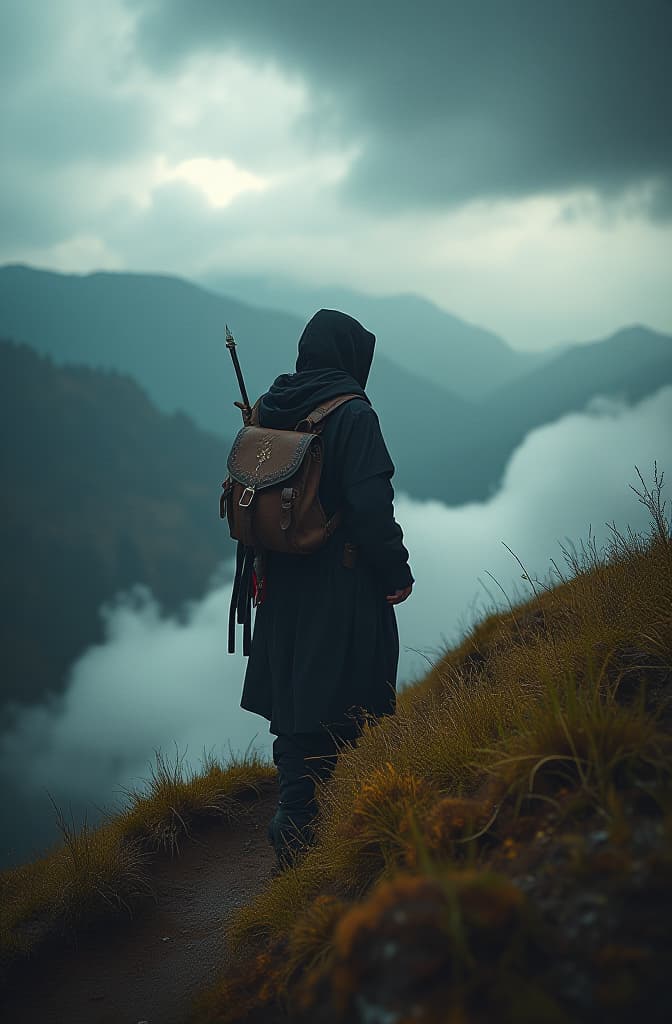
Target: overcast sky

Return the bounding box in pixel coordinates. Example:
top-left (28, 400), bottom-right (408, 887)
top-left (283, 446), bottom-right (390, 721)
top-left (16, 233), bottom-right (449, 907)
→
top-left (1, 0), bottom-right (671, 349)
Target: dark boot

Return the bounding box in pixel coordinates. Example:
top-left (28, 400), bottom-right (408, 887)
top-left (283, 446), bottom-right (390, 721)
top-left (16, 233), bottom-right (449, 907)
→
top-left (269, 729), bottom-right (354, 869)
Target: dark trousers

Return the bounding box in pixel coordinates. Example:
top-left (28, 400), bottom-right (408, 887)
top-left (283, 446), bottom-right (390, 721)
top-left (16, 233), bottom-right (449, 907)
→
top-left (268, 722), bottom-right (361, 867)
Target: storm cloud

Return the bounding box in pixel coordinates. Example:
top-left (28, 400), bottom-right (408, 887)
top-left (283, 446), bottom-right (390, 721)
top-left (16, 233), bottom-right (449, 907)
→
top-left (1, 386), bottom-right (669, 865)
top-left (131, 0), bottom-right (672, 215)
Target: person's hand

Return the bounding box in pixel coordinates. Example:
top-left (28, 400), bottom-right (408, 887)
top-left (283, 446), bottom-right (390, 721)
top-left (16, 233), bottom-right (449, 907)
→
top-left (386, 584), bottom-right (413, 605)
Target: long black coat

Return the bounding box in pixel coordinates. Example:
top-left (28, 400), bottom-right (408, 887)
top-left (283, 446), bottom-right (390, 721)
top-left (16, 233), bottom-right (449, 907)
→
top-left (239, 310), bottom-right (414, 736)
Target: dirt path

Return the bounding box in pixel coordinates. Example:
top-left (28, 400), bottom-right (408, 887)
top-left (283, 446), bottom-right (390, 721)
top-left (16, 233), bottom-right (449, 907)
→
top-left (2, 785), bottom-right (279, 1024)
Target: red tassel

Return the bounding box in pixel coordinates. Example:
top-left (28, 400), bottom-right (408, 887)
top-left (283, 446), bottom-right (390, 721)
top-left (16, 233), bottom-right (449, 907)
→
top-left (252, 570), bottom-right (266, 606)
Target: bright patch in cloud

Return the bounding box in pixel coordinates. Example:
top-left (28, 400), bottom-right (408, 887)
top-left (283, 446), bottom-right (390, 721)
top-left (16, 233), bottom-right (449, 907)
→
top-left (155, 155), bottom-right (269, 207)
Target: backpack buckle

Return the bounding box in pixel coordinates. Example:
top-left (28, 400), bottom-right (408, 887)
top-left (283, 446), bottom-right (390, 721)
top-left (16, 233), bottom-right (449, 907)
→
top-left (280, 486), bottom-right (297, 531)
top-left (239, 486), bottom-right (256, 508)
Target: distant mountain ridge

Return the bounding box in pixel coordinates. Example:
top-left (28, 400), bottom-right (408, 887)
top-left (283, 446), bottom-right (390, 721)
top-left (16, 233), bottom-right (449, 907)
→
top-left (487, 324), bottom-right (672, 419)
top-left (1, 264), bottom-right (671, 506)
top-left (0, 264), bottom-right (486, 503)
top-left (465, 323), bottom-right (672, 485)
top-left (199, 271), bottom-right (551, 398)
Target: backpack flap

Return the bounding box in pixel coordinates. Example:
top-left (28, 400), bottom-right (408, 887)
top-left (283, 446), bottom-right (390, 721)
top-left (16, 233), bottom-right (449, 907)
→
top-left (226, 425), bottom-right (325, 548)
top-left (227, 425), bottom-right (322, 506)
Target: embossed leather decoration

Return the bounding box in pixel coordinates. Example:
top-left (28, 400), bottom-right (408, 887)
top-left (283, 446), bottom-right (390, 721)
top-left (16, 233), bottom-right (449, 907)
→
top-left (221, 393), bottom-right (361, 554)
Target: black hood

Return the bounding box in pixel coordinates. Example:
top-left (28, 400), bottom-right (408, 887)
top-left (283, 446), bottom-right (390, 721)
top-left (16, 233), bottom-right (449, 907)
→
top-left (258, 309), bottom-right (375, 429)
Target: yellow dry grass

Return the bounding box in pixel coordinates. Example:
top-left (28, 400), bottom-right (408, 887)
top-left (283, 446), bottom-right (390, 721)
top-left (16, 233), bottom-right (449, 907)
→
top-left (201, 470), bottom-right (671, 1022)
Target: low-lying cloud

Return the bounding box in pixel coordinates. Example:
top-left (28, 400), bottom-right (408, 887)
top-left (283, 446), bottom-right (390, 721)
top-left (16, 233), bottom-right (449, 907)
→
top-left (394, 389), bottom-right (672, 673)
top-left (1, 387), bottom-right (670, 864)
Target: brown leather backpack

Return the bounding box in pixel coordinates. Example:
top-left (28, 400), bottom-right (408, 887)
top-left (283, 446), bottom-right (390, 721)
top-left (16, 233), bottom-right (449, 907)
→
top-left (221, 392), bottom-right (361, 654)
top-left (220, 393), bottom-right (361, 553)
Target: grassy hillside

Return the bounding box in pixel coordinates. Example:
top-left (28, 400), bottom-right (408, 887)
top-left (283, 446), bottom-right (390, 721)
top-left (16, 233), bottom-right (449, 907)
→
top-left (1, 473), bottom-right (670, 1021)
top-left (195, 474), bottom-right (671, 1023)
top-left (0, 339), bottom-right (232, 708)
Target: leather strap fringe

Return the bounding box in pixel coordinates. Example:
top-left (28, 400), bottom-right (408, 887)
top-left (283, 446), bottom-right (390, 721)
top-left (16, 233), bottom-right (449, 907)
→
top-left (229, 541), bottom-right (256, 655)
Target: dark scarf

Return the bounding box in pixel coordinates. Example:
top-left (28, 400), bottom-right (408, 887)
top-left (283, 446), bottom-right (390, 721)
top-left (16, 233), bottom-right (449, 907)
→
top-left (258, 308), bottom-right (375, 428)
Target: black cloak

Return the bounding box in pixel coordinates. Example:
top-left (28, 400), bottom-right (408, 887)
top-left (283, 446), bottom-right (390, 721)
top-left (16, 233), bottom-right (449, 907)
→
top-left (239, 309), bottom-right (414, 736)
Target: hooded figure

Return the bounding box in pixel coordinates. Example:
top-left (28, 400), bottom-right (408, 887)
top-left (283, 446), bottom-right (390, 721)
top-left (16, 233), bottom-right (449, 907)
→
top-left (239, 309), bottom-right (414, 865)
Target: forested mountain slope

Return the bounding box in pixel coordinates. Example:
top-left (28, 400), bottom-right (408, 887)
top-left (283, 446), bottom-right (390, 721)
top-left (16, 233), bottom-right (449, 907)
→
top-left (0, 340), bottom-right (231, 709)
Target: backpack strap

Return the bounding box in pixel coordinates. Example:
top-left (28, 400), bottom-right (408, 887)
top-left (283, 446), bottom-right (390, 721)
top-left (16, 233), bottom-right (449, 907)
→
top-left (295, 393), bottom-right (361, 433)
top-left (249, 397), bottom-right (262, 426)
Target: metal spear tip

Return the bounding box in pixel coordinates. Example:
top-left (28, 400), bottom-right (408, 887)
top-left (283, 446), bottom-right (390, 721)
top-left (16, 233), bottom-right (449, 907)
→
top-left (225, 323), bottom-right (235, 347)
